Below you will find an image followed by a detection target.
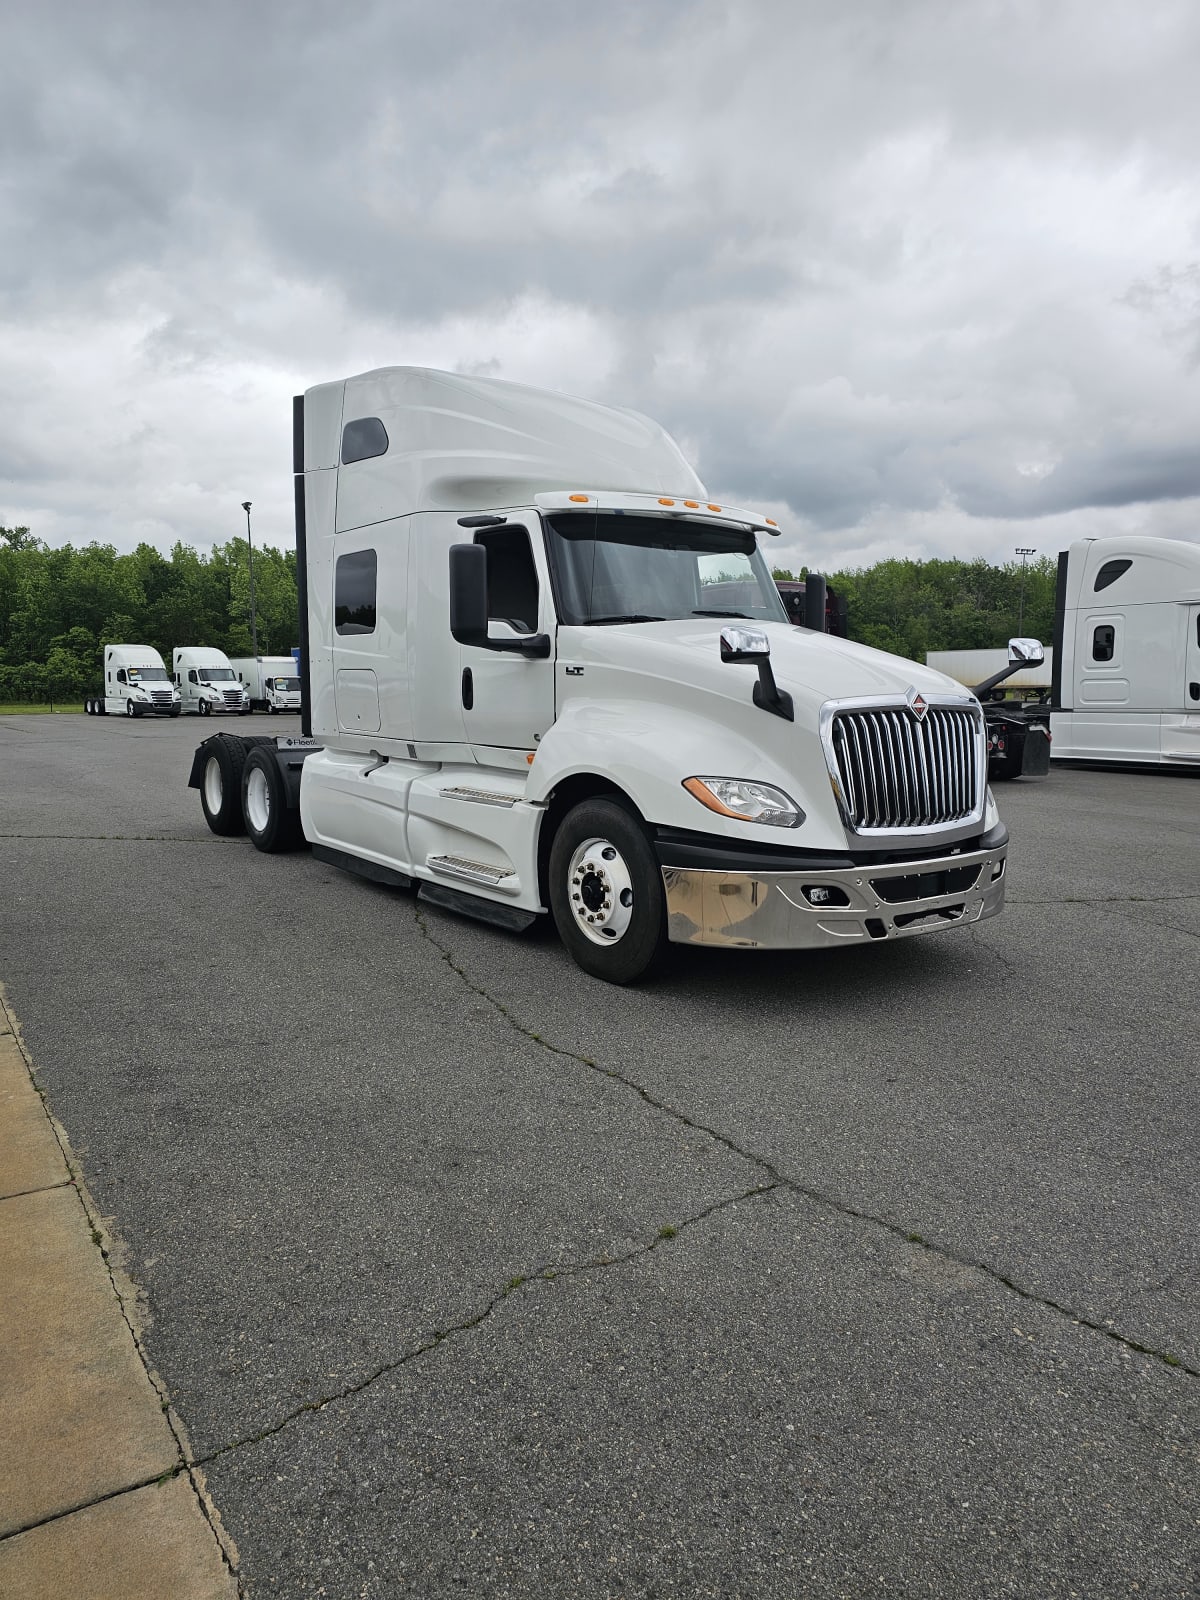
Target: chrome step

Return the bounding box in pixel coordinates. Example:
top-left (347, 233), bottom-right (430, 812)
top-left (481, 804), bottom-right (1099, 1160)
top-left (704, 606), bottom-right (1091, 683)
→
top-left (427, 854), bottom-right (520, 893)
top-left (439, 786), bottom-right (518, 808)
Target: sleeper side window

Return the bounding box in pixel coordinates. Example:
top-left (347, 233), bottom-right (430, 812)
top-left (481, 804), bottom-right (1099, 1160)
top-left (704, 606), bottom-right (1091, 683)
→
top-left (1092, 624), bottom-right (1115, 662)
top-left (1093, 559), bottom-right (1132, 593)
top-left (474, 525), bottom-right (539, 634)
top-left (341, 418), bottom-right (389, 465)
top-left (335, 550), bottom-right (378, 635)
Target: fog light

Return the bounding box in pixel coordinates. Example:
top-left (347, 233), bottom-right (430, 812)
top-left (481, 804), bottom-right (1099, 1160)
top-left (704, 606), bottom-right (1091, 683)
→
top-left (990, 859), bottom-right (1005, 881)
top-left (803, 885), bottom-right (850, 907)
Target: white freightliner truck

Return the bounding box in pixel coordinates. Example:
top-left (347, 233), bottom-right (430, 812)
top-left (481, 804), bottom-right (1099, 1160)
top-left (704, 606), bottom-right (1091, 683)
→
top-left (929, 535), bottom-right (1200, 771)
top-left (1047, 535), bottom-right (1200, 766)
top-left (86, 644), bottom-right (181, 717)
top-left (173, 647), bottom-right (251, 716)
top-left (188, 367), bottom-right (1007, 983)
top-left (230, 655), bottom-right (301, 712)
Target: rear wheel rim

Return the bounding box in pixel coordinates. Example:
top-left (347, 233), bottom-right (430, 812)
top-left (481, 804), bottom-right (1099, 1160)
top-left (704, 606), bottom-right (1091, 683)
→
top-left (566, 836), bottom-right (636, 946)
top-left (203, 757), bottom-right (223, 816)
top-left (245, 767), bottom-right (271, 834)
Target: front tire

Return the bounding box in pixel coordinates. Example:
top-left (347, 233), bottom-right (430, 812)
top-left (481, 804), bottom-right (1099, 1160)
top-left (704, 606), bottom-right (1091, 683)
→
top-left (548, 798), bottom-right (667, 984)
top-left (241, 748), bottom-right (303, 852)
top-left (125, 699), bottom-right (137, 718)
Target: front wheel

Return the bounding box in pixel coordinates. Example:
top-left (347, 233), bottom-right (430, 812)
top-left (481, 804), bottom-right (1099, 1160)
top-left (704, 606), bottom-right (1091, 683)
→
top-left (198, 699), bottom-right (210, 718)
top-left (548, 798), bottom-right (667, 984)
top-left (125, 699), bottom-right (137, 718)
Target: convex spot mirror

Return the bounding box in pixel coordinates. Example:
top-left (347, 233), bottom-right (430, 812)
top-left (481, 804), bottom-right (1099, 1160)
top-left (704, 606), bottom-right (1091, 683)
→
top-left (1008, 637), bottom-right (1044, 665)
top-left (719, 626), bottom-right (771, 664)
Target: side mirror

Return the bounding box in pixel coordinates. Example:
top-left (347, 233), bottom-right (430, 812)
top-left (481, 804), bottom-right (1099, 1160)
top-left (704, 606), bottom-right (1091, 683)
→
top-left (449, 544), bottom-right (552, 658)
top-left (718, 626), bottom-right (793, 721)
top-left (1008, 637), bottom-right (1044, 665)
top-left (449, 543), bottom-right (489, 648)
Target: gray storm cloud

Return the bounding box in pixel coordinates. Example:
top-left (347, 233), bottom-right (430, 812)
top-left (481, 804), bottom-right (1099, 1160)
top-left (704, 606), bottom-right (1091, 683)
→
top-left (1, 0), bottom-right (1198, 562)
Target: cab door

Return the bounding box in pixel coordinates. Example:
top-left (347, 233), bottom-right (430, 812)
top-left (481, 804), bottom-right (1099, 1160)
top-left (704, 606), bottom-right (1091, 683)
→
top-left (1187, 605), bottom-right (1200, 709)
top-left (459, 521), bottom-right (556, 753)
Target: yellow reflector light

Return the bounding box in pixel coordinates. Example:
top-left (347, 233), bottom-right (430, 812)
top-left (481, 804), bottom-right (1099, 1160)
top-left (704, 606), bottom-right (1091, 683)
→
top-left (684, 499), bottom-right (699, 508)
top-left (658, 497), bottom-right (675, 506)
top-left (766, 517), bottom-right (777, 527)
top-left (707, 503), bottom-right (721, 512)
top-left (569, 493), bottom-right (589, 503)
top-left (526, 752), bottom-right (535, 765)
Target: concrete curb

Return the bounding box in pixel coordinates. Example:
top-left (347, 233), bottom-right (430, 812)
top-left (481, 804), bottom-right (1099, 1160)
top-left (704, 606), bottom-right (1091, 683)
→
top-left (0, 988), bottom-right (239, 1597)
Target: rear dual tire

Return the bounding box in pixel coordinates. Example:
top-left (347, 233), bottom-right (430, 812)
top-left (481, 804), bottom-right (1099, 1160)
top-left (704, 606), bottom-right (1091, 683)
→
top-left (241, 748), bottom-right (304, 852)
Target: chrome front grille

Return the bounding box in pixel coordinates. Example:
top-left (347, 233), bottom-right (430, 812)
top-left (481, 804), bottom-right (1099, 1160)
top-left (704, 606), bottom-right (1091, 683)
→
top-left (829, 705), bottom-right (983, 830)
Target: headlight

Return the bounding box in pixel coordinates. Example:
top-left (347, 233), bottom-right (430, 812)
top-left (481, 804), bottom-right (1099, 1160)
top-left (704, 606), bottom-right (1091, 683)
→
top-left (683, 776), bottom-right (805, 828)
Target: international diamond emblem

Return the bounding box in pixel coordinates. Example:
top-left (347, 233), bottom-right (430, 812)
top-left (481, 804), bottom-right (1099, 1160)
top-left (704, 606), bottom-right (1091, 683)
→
top-left (906, 687), bottom-right (929, 721)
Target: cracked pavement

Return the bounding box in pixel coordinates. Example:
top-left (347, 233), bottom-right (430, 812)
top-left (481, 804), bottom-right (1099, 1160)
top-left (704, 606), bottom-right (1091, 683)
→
top-left (0, 713), bottom-right (1197, 1597)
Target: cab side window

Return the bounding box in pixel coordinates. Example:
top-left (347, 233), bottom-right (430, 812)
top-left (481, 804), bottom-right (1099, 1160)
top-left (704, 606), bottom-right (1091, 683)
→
top-left (1092, 624), bottom-right (1115, 662)
top-left (474, 525), bottom-right (539, 633)
top-left (335, 550), bottom-right (378, 635)
top-left (116, 669), bottom-right (127, 684)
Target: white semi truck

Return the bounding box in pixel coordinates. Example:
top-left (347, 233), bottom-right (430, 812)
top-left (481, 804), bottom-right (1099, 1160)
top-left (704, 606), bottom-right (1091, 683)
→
top-left (173, 647), bottom-right (251, 716)
top-left (189, 367), bottom-right (1007, 983)
top-left (230, 656), bottom-right (301, 711)
top-left (1048, 535), bottom-right (1200, 766)
top-left (86, 645), bottom-right (181, 717)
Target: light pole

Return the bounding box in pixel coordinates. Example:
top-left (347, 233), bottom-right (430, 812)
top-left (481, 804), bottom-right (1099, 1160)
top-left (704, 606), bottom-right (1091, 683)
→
top-left (242, 501), bottom-right (260, 660)
top-left (1015, 546), bottom-right (1036, 635)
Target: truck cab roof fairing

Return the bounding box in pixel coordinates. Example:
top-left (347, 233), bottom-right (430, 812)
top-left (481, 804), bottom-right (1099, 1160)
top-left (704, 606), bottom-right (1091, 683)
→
top-left (305, 367), bottom-right (706, 534)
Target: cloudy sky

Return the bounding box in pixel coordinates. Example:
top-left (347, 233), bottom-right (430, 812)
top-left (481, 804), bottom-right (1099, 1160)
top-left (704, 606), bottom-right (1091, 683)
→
top-left (3, 0), bottom-right (1198, 574)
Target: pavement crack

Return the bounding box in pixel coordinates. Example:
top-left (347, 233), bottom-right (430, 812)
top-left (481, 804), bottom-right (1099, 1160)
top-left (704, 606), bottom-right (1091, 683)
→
top-left (1007, 892), bottom-right (1200, 905)
top-left (0, 1179), bottom-right (73, 1202)
top-left (192, 1180), bottom-right (779, 1468)
top-left (412, 908), bottom-right (1199, 1382)
top-left (0, 832), bottom-right (215, 842)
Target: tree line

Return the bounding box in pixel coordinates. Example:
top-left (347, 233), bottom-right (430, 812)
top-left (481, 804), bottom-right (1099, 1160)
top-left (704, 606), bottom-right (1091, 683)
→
top-left (0, 527), bottom-right (298, 704)
top-left (0, 523), bottom-right (1060, 705)
top-left (774, 553), bottom-right (1059, 662)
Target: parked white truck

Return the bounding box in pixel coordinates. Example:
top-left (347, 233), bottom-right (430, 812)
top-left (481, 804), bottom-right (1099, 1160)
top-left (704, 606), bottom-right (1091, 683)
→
top-left (173, 647), bottom-right (250, 716)
top-left (230, 656), bottom-right (300, 712)
top-left (189, 366), bottom-right (1007, 983)
top-left (86, 644), bottom-right (180, 717)
top-left (1048, 535), bottom-right (1200, 766)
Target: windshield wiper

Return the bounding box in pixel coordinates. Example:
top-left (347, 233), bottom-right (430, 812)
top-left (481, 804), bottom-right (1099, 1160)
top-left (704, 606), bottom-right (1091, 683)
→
top-left (692, 608), bottom-right (752, 618)
top-left (585, 614), bottom-right (666, 625)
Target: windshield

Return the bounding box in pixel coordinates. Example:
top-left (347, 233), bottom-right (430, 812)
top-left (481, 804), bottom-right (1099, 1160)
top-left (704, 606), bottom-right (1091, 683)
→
top-left (200, 667), bottom-right (236, 682)
top-left (273, 677), bottom-right (301, 691)
top-left (543, 512), bottom-right (788, 626)
top-left (128, 667), bottom-right (169, 682)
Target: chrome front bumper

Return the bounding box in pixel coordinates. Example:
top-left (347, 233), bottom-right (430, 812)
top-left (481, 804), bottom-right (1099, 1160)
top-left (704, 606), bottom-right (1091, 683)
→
top-left (662, 841), bottom-right (1007, 950)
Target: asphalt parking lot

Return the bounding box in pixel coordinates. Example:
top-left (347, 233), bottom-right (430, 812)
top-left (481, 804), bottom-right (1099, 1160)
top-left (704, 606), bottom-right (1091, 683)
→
top-left (0, 711), bottom-right (1196, 1598)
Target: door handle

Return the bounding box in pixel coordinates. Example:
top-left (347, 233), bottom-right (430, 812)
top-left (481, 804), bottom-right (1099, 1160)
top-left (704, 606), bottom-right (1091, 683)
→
top-left (461, 667), bottom-right (474, 710)
top-left (1189, 681), bottom-right (1199, 701)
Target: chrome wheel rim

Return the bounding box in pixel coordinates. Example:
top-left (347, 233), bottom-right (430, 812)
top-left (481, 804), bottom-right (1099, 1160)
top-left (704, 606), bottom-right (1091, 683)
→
top-left (566, 836), bottom-right (635, 946)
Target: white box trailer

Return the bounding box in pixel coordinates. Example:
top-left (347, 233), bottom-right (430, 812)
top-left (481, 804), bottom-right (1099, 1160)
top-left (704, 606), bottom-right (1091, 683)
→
top-left (85, 645), bottom-right (180, 718)
top-left (188, 366), bottom-right (1007, 983)
top-left (230, 656), bottom-right (299, 710)
top-left (926, 647), bottom-right (1053, 698)
top-left (1049, 535), bottom-right (1200, 766)
top-left (173, 647), bottom-right (250, 716)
